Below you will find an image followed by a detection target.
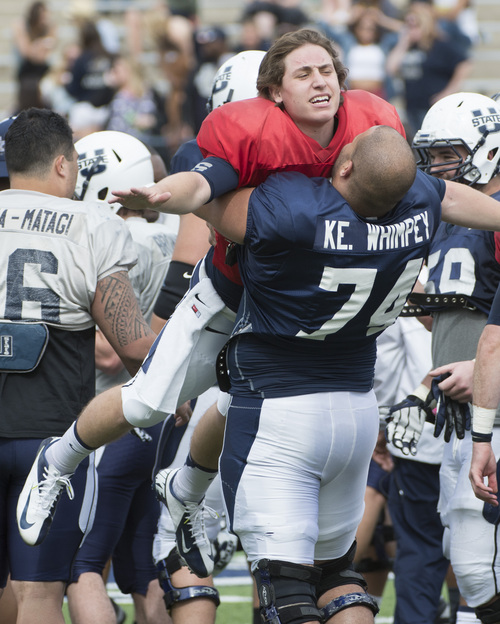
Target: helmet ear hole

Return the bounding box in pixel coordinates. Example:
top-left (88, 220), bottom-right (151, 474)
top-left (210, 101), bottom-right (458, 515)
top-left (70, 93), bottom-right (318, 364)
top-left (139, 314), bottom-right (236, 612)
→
top-left (98, 187), bottom-right (109, 201)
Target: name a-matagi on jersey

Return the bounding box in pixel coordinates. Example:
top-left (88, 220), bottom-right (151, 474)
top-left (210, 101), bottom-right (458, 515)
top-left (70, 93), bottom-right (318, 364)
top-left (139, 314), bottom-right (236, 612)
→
top-left (323, 212), bottom-right (430, 251)
top-left (0, 208), bottom-right (75, 235)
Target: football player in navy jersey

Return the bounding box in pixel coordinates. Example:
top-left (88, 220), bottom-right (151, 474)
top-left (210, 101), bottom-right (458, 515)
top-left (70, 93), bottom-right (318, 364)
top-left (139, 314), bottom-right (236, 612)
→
top-left (174, 124), bottom-right (498, 624)
top-left (388, 92), bottom-right (500, 624)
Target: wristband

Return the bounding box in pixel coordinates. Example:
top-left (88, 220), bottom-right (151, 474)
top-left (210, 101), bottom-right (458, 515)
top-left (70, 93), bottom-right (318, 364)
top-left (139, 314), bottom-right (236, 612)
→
top-left (412, 383), bottom-right (431, 403)
top-left (153, 261), bottom-right (194, 320)
top-left (471, 405), bottom-right (496, 441)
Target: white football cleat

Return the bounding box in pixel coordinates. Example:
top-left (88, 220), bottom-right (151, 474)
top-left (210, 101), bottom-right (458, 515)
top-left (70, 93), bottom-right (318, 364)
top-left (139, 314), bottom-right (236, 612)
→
top-left (17, 437), bottom-right (74, 546)
top-left (155, 467), bottom-right (215, 577)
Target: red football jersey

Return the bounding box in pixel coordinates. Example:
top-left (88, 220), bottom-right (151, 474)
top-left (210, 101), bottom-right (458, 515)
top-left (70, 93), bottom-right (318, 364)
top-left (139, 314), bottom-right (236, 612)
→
top-left (495, 231), bottom-right (500, 264)
top-left (197, 90), bottom-right (406, 283)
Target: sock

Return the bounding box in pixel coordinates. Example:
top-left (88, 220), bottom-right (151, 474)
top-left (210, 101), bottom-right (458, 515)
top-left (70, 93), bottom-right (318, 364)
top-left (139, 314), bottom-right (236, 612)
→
top-left (253, 607), bottom-right (261, 624)
top-left (171, 453), bottom-right (218, 503)
top-left (456, 606), bottom-right (481, 624)
top-left (448, 587), bottom-right (460, 624)
top-left (45, 422), bottom-right (95, 475)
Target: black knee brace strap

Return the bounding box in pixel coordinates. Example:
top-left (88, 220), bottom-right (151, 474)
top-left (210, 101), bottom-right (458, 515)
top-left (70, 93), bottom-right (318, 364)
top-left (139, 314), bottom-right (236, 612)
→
top-left (253, 559), bottom-right (323, 624)
top-left (317, 541), bottom-right (367, 596)
top-left (476, 594), bottom-right (500, 624)
top-left (320, 592), bottom-right (379, 620)
top-left (157, 548), bottom-right (220, 611)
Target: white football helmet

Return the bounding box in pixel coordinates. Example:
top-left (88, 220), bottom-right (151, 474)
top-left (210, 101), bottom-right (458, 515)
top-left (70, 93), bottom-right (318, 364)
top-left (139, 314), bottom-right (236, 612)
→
top-left (207, 49), bottom-right (266, 112)
top-left (74, 131), bottom-right (154, 210)
top-left (412, 92), bottom-right (500, 185)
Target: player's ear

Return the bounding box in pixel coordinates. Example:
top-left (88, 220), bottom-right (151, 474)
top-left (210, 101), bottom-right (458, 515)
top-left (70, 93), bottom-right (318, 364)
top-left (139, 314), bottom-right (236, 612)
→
top-left (269, 86), bottom-right (283, 104)
top-left (54, 154), bottom-right (66, 176)
top-left (339, 160), bottom-right (353, 179)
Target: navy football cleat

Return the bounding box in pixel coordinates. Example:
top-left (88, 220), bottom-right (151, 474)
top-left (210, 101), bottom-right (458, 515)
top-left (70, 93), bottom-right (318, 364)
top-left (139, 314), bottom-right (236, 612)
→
top-left (17, 437), bottom-right (74, 546)
top-left (155, 467), bottom-right (215, 577)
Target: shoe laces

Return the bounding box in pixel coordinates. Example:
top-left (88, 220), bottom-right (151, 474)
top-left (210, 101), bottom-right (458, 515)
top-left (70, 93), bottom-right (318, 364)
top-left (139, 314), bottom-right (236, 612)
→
top-left (36, 465), bottom-right (74, 513)
top-left (184, 500), bottom-right (218, 545)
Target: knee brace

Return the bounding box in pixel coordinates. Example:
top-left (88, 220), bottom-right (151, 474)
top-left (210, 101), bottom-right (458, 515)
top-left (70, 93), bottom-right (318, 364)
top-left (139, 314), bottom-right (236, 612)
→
top-left (157, 548), bottom-right (220, 612)
top-left (317, 541), bottom-right (379, 620)
top-left (252, 559), bottom-right (322, 624)
top-left (317, 541), bottom-right (367, 596)
top-left (320, 592), bottom-right (379, 621)
top-left (476, 595), bottom-right (500, 624)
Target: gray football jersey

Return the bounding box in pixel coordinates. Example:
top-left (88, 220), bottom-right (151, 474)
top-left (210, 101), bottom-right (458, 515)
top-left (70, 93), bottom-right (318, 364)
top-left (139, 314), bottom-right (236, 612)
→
top-left (0, 190), bottom-right (137, 329)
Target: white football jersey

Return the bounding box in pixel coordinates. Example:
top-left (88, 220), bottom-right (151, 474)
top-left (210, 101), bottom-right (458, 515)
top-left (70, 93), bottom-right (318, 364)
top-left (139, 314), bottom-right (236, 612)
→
top-left (0, 190), bottom-right (137, 330)
top-left (125, 217), bottom-right (176, 323)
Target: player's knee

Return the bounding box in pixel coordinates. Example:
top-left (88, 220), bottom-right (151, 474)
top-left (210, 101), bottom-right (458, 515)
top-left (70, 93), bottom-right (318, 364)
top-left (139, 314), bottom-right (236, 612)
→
top-left (475, 594), bottom-right (500, 624)
top-left (317, 541), bottom-right (379, 620)
top-left (157, 549), bottom-right (220, 612)
top-left (252, 558), bottom-right (322, 624)
top-left (122, 395), bottom-right (167, 428)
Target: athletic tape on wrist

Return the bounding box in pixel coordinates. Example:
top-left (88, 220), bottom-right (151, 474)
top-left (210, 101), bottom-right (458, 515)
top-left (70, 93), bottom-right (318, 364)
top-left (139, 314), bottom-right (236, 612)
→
top-left (472, 405), bottom-right (496, 439)
top-left (412, 383), bottom-right (430, 403)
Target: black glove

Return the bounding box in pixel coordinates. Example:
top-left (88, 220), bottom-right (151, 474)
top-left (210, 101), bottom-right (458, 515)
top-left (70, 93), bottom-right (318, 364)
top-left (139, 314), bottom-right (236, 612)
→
top-left (429, 373), bottom-right (471, 442)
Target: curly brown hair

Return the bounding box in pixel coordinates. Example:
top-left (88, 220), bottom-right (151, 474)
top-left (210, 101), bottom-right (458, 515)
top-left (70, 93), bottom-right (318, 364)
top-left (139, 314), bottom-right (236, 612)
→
top-left (256, 29), bottom-right (348, 101)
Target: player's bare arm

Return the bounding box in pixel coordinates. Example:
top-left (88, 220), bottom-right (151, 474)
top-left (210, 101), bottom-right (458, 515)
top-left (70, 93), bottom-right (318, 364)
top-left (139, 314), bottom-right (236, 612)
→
top-left (91, 270), bottom-right (156, 376)
top-left (469, 323), bottom-right (500, 503)
top-left (441, 180), bottom-right (500, 230)
top-left (110, 170), bottom-right (212, 215)
top-left (196, 187), bottom-right (254, 244)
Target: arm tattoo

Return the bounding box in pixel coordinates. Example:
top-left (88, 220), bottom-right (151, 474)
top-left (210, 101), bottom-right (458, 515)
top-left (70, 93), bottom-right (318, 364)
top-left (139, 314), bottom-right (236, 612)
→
top-left (96, 272), bottom-right (154, 347)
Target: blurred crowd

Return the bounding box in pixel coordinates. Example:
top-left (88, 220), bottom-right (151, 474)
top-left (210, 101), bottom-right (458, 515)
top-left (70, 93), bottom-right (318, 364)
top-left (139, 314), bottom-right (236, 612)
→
top-left (7, 0), bottom-right (479, 165)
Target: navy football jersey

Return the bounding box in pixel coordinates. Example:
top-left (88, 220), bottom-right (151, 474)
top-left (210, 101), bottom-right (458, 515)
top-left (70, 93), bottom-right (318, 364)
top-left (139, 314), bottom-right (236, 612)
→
top-left (228, 169), bottom-right (445, 397)
top-left (425, 190), bottom-right (500, 315)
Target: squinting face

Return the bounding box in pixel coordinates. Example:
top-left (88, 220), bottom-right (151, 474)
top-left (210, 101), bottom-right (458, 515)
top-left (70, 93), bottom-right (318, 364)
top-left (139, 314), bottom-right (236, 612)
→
top-left (427, 145), bottom-right (468, 180)
top-left (270, 44), bottom-right (341, 139)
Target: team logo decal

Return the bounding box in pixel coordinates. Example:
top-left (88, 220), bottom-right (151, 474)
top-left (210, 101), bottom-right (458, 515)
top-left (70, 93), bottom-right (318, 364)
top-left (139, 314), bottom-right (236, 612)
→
top-left (78, 148), bottom-right (107, 180)
top-left (472, 107), bottom-right (500, 134)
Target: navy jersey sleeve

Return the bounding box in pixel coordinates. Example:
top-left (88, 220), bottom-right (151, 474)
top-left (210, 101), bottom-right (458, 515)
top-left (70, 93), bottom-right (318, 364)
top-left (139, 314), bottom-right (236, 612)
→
top-left (169, 139), bottom-right (203, 174)
top-left (170, 139), bottom-right (239, 201)
top-left (245, 173), bottom-right (322, 251)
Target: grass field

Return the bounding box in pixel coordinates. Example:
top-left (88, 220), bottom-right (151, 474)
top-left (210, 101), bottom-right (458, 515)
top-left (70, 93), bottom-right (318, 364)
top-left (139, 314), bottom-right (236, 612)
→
top-left (63, 552), bottom-right (398, 623)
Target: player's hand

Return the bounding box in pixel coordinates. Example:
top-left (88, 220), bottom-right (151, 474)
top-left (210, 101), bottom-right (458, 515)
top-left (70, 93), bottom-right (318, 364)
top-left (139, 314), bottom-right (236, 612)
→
top-left (386, 393), bottom-right (434, 456)
top-left (428, 373), bottom-right (471, 442)
top-left (174, 400), bottom-right (192, 427)
top-left (469, 443), bottom-right (498, 505)
top-left (109, 185), bottom-right (172, 212)
top-left (429, 361), bottom-right (474, 403)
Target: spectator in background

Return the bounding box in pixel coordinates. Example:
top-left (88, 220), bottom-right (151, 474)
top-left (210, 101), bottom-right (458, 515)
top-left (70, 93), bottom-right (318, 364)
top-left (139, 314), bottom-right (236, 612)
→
top-left (434, 0), bottom-right (480, 52)
top-left (335, 8), bottom-right (390, 98)
top-left (386, 1), bottom-right (472, 141)
top-left (186, 26), bottom-right (231, 134)
top-left (65, 18), bottom-right (116, 109)
top-left (105, 55), bottom-right (166, 147)
top-left (12, 1), bottom-right (56, 112)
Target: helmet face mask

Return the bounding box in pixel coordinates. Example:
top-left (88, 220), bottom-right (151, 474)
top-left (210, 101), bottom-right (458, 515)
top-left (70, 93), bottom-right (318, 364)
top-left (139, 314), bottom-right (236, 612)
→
top-left (207, 50), bottom-right (266, 113)
top-left (412, 92), bottom-right (500, 186)
top-left (74, 131), bottom-right (154, 210)
top-left (413, 138), bottom-right (479, 184)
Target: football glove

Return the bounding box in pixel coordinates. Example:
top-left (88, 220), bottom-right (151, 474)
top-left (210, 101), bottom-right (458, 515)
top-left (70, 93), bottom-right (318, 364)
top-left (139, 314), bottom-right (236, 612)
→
top-left (386, 384), bottom-right (435, 456)
top-left (429, 373), bottom-right (471, 442)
